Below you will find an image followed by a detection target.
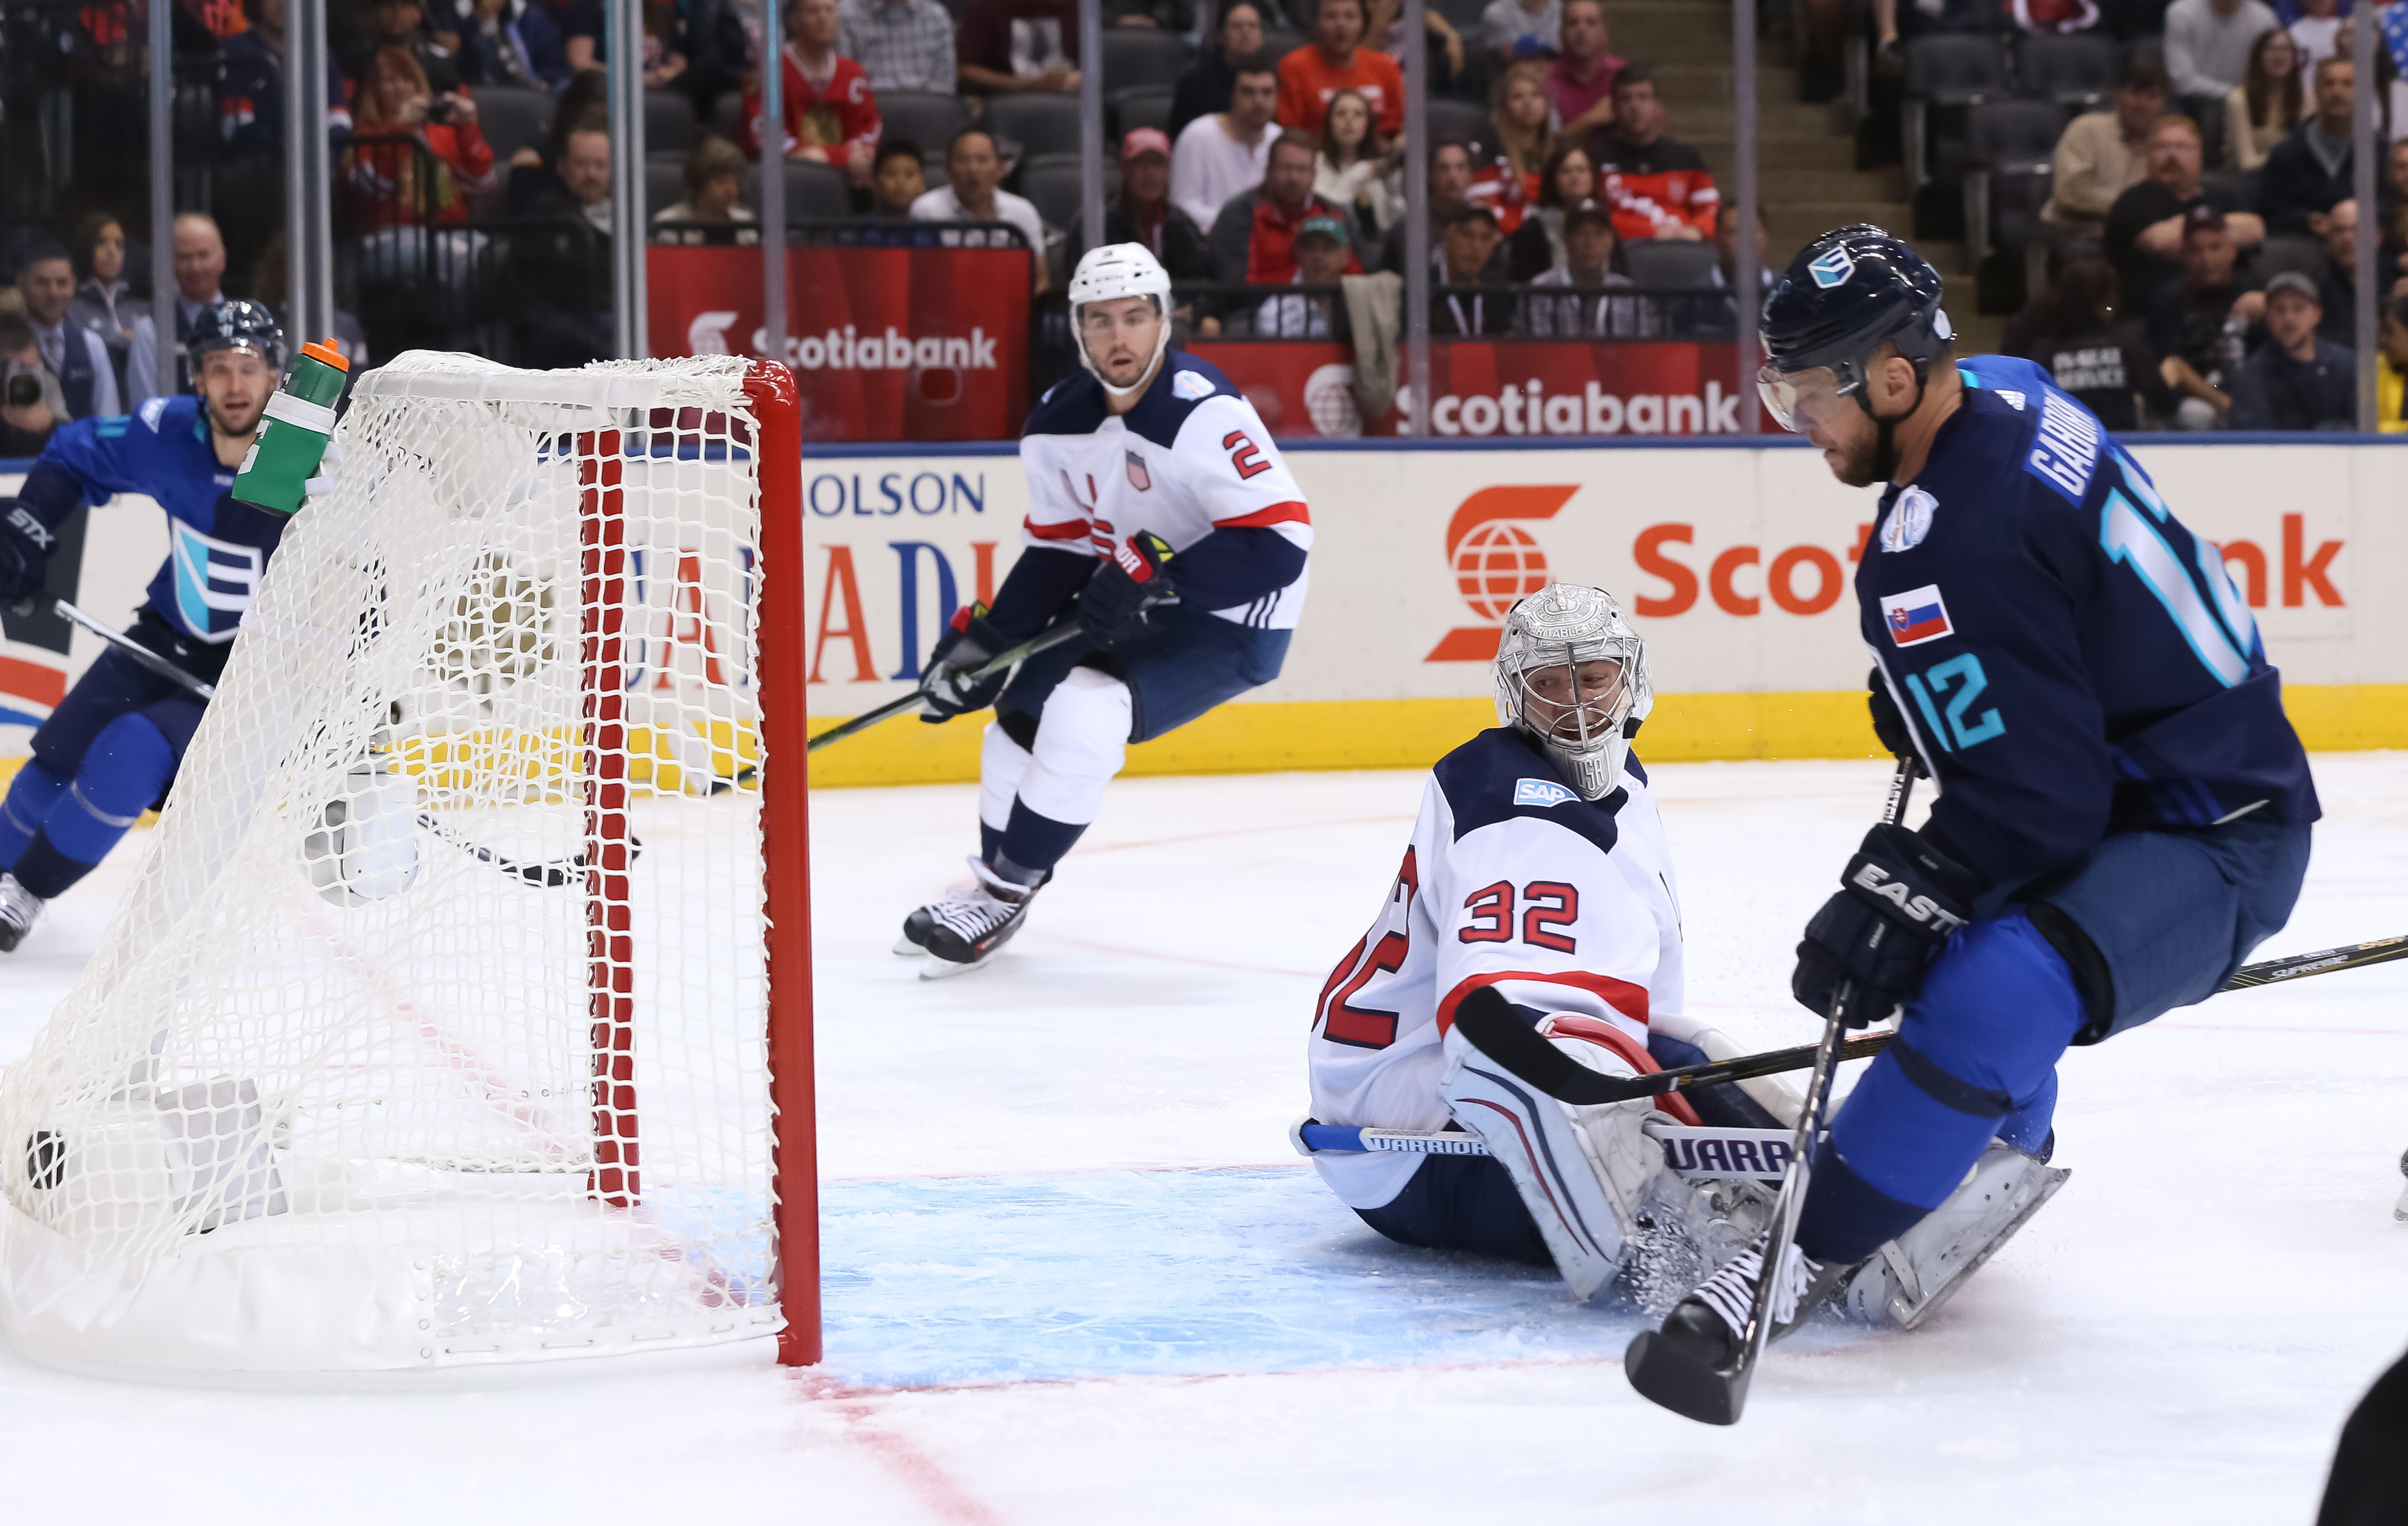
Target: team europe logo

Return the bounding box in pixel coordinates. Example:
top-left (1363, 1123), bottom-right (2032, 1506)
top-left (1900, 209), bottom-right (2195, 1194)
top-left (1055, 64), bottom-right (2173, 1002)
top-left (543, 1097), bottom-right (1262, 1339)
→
top-left (1426, 485), bottom-right (1579, 661)
top-left (1808, 247), bottom-right (1855, 288)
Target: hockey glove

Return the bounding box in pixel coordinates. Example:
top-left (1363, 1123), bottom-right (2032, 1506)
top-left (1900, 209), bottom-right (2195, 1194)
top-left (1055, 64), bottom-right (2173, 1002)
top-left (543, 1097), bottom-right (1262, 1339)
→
top-left (1867, 668), bottom-right (1914, 759)
top-left (918, 604), bottom-right (1011, 723)
top-left (1792, 823), bottom-right (1981, 1027)
top-left (1074, 530), bottom-right (1176, 649)
top-left (0, 502), bottom-right (54, 605)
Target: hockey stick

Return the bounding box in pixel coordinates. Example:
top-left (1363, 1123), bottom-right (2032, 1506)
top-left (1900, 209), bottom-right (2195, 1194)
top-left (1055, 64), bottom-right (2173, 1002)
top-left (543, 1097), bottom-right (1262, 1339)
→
top-left (43, 597), bottom-right (619, 890)
top-left (1623, 753), bottom-right (1922, 1425)
top-left (45, 597), bottom-right (217, 699)
top-left (803, 620), bottom-right (1087, 754)
top-left (1455, 930), bottom-right (2408, 1109)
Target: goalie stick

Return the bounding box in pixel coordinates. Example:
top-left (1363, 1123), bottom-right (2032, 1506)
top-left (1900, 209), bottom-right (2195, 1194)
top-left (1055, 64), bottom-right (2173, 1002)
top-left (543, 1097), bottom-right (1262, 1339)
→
top-left (35, 596), bottom-right (625, 890)
top-left (1455, 928), bottom-right (2408, 1108)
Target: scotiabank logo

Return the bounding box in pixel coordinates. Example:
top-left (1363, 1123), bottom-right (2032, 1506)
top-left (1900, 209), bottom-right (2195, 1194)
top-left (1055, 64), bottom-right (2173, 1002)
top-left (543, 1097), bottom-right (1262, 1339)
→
top-left (1425, 485), bottom-right (1577, 661)
top-left (687, 310), bottom-right (1002, 374)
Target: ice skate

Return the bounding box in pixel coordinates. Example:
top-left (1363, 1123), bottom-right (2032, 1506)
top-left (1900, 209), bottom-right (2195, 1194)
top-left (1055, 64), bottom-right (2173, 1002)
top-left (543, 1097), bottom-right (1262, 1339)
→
top-left (0, 872), bottom-right (43, 953)
top-left (1838, 1139), bottom-right (2070, 1329)
top-left (1624, 1230), bottom-right (1853, 1423)
top-left (917, 860), bottom-right (1042, 978)
top-left (898, 860), bottom-right (1050, 958)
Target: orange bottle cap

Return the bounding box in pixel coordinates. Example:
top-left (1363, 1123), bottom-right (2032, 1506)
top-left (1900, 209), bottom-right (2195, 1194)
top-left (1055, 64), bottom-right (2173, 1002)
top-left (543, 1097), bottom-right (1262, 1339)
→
top-left (301, 339), bottom-right (351, 372)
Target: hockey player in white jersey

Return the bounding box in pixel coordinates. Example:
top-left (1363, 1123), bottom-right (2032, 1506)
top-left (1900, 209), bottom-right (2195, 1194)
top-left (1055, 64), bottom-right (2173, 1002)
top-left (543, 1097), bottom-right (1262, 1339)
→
top-left (895, 244), bottom-right (1312, 975)
top-left (1304, 584), bottom-right (1788, 1298)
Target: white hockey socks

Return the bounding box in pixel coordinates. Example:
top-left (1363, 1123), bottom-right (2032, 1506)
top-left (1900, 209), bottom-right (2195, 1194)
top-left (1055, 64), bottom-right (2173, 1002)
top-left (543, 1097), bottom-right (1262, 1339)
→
top-left (978, 721), bottom-right (1034, 839)
top-left (1440, 1016), bottom-right (1660, 1301)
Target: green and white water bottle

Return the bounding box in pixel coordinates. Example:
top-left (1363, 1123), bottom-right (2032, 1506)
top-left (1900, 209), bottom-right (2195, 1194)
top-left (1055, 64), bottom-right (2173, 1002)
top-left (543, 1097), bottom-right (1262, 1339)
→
top-left (232, 339), bottom-right (351, 514)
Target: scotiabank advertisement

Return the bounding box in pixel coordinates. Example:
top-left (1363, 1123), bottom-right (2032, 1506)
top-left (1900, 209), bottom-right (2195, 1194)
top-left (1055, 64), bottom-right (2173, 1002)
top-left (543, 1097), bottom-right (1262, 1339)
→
top-left (1187, 341), bottom-right (1777, 438)
top-left (788, 439), bottom-right (2389, 725)
top-left (647, 246), bottom-right (1031, 443)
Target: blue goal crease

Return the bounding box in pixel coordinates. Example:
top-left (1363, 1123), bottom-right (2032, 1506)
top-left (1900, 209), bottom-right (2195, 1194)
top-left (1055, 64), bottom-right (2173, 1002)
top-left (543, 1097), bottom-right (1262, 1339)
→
top-left (812, 1167), bottom-right (1655, 1390)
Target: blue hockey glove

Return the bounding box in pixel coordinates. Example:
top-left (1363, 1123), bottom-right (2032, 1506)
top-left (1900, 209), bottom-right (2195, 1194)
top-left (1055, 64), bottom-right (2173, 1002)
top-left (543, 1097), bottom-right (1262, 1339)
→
top-left (1792, 822), bottom-right (1980, 1027)
top-left (1867, 668), bottom-right (1914, 759)
top-left (1, 501), bottom-right (54, 605)
top-left (1075, 530), bottom-right (1176, 649)
top-left (919, 604), bottom-right (1011, 723)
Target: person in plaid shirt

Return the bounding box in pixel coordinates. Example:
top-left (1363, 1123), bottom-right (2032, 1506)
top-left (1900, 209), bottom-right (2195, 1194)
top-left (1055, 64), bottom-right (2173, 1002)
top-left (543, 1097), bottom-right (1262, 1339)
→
top-left (837, 0), bottom-right (956, 92)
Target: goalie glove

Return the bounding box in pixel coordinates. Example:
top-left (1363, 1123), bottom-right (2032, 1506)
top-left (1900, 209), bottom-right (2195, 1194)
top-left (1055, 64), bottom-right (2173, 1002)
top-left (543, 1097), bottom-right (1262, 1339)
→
top-left (1074, 530), bottom-right (1176, 649)
top-left (918, 604), bottom-right (1011, 723)
top-left (1792, 822), bottom-right (1981, 1027)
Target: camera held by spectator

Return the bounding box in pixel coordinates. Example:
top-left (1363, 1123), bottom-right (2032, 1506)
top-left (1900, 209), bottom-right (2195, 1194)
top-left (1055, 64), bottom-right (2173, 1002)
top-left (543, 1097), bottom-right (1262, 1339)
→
top-left (0, 317), bottom-right (68, 457)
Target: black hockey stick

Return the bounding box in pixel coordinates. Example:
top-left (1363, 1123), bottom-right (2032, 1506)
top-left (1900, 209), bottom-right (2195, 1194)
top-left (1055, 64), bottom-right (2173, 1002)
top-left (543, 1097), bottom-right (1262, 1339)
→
top-left (1454, 930), bottom-right (2408, 1109)
top-left (1629, 754), bottom-right (1920, 1425)
top-left (804, 620), bottom-right (1086, 754)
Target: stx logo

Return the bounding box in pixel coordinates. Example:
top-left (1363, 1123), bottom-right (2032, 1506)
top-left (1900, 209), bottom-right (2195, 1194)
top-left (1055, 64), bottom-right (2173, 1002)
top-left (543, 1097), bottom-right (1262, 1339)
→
top-left (1425, 485), bottom-right (1577, 662)
top-left (6, 506), bottom-right (53, 550)
top-left (1850, 862), bottom-right (1968, 933)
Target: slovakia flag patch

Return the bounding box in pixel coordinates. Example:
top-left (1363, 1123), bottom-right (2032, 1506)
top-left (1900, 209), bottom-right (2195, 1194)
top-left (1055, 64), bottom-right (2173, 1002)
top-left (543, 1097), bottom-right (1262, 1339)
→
top-left (1881, 584), bottom-right (1953, 647)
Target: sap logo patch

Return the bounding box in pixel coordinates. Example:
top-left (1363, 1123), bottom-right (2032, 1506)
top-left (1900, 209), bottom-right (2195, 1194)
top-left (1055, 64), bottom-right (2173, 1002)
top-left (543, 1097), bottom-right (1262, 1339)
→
top-left (1881, 583), bottom-right (1953, 647)
top-left (1172, 370), bottom-right (1215, 401)
top-left (1514, 778), bottom-right (1577, 808)
top-left (1881, 486), bottom-right (1938, 552)
top-left (1808, 247), bottom-right (1855, 288)
top-left (138, 397), bottom-right (169, 431)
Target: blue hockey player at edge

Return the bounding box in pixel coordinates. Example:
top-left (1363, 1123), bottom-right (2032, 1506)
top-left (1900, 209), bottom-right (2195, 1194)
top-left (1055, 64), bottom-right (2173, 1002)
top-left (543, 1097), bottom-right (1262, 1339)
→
top-left (0, 301), bottom-right (290, 952)
top-left (1627, 225), bottom-right (2320, 1407)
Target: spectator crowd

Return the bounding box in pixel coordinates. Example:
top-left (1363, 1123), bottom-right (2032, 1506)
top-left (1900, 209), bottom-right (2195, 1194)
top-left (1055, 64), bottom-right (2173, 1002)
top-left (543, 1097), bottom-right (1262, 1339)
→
top-left (8, 0), bottom-right (2406, 439)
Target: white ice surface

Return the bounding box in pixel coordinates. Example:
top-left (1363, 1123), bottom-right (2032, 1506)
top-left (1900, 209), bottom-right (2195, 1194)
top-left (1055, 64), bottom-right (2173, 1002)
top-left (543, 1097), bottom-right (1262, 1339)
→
top-left (4, 755), bottom-right (2406, 1523)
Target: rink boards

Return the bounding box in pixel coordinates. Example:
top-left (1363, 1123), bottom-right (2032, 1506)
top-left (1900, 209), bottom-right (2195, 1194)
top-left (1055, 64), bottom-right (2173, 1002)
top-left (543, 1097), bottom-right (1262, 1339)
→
top-left (6, 435), bottom-right (2405, 786)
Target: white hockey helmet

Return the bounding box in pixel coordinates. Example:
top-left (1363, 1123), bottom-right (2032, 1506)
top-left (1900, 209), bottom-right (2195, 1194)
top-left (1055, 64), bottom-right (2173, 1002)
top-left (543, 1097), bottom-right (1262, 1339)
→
top-left (1494, 583), bottom-right (1654, 801)
top-left (1068, 242), bottom-right (1175, 400)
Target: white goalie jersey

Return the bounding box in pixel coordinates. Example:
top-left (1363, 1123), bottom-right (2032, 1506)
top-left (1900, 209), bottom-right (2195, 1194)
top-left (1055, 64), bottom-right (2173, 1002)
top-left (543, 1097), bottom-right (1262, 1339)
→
top-left (1307, 726), bottom-right (1685, 1209)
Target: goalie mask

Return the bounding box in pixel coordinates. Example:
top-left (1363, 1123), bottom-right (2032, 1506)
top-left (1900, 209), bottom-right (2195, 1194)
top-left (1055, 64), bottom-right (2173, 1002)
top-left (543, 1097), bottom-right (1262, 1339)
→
top-left (1068, 243), bottom-right (1173, 401)
top-left (1494, 583), bottom-right (1653, 802)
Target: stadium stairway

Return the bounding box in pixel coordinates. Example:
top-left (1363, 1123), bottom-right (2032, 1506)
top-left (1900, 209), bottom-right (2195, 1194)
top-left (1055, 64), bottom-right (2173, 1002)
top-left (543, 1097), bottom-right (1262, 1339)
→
top-left (1620, 0), bottom-right (2006, 356)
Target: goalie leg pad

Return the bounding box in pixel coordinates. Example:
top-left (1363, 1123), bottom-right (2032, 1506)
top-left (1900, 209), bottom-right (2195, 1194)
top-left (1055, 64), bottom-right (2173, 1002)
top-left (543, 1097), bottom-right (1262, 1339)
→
top-left (1441, 1020), bottom-right (1660, 1301)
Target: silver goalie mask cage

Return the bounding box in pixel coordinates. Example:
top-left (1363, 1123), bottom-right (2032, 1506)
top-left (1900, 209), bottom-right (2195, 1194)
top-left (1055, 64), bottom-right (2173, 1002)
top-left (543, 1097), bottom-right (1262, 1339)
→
top-left (1493, 583), bottom-right (1653, 801)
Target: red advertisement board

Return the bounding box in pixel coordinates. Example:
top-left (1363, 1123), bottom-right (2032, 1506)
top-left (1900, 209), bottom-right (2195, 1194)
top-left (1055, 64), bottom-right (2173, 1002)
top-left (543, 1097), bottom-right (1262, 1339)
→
top-left (647, 245), bottom-right (1031, 442)
top-left (1187, 340), bottom-right (1777, 439)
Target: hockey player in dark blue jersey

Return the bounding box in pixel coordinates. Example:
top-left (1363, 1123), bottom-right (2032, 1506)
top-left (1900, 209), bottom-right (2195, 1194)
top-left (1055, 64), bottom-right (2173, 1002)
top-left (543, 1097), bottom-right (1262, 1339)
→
top-left (0, 301), bottom-right (287, 951)
top-left (1634, 226), bottom-right (2319, 1402)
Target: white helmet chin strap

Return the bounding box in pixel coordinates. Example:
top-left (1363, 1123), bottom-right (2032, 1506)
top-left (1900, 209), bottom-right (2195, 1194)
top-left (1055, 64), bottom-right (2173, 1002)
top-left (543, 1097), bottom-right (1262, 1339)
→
top-left (1076, 299), bottom-right (1171, 401)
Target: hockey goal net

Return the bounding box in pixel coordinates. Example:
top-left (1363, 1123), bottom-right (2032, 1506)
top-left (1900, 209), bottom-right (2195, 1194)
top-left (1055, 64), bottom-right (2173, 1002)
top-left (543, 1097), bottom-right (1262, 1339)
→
top-left (0, 353), bottom-right (816, 1377)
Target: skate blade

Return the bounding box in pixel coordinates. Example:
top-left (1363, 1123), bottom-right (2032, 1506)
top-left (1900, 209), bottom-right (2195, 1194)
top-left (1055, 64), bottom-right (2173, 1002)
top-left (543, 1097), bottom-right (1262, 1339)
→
top-left (919, 951), bottom-right (996, 980)
top-left (1892, 1164), bottom-right (2071, 1331)
top-left (892, 933), bottom-right (925, 956)
top-left (1624, 1329), bottom-right (1749, 1426)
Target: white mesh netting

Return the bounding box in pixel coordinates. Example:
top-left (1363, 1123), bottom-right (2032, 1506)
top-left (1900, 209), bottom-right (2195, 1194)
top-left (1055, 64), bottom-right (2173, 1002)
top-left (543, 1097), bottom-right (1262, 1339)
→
top-left (0, 353), bottom-right (793, 1375)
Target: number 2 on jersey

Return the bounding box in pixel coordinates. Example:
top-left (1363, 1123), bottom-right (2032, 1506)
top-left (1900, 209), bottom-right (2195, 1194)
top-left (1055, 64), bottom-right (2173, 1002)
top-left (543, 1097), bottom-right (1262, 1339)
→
top-left (1316, 933), bottom-right (1408, 1049)
top-left (1222, 431), bottom-right (1271, 480)
top-left (1459, 881), bottom-right (1580, 953)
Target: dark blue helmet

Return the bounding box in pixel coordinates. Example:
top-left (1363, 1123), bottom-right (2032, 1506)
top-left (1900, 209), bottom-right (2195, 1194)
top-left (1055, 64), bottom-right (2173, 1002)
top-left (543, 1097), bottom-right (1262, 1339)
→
top-left (1760, 224), bottom-right (1952, 399)
top-left (188, 299), bottom-right (284, 376)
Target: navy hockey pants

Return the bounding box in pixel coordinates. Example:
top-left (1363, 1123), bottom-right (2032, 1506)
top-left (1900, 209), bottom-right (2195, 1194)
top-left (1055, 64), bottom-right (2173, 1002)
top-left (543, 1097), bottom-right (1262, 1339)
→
top-left (0, 627), bottom-right (209, 900)
top-left (1797, 813), bottom-right (2312, 1263)
top-left (996, 602), bottom-right (1291, 745)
